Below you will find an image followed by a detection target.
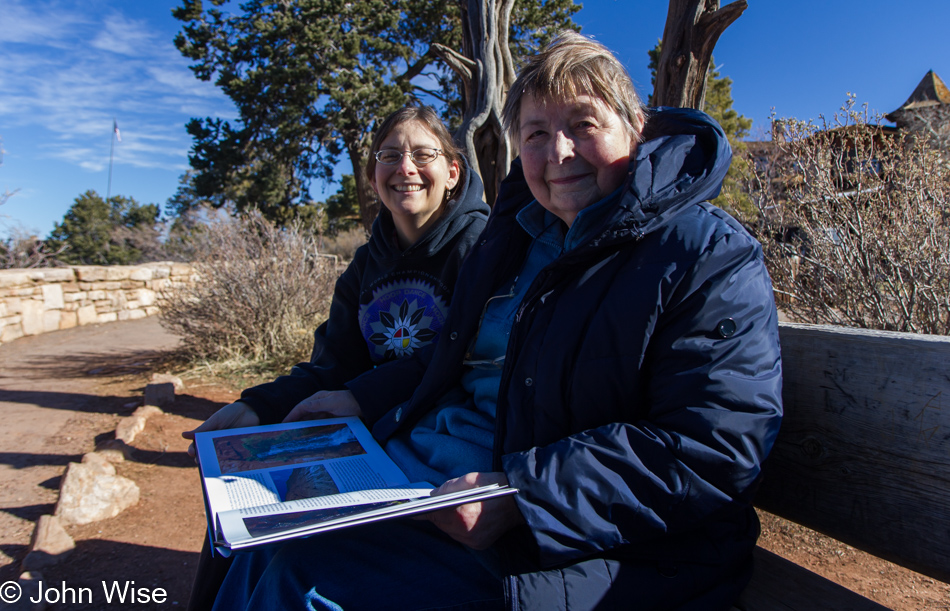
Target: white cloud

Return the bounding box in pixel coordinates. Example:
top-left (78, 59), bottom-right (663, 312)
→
top-left (0, 0), bottom-right (88, 46)
top-left (90, 14), bottom-right (156, 56)
top-left (0, 0), bottom-right (234, 174)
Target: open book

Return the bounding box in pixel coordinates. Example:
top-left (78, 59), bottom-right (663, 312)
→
top-left (194, 416), bottom-right (516, 552)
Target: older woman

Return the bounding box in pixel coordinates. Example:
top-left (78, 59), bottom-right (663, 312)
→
top-left (215, 32), bottom-right (782, 611)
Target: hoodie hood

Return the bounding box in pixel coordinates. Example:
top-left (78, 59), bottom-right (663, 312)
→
top-left (368, 158), bottom-right (489, 263)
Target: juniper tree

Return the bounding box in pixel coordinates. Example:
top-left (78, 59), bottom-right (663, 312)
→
top-left (652, 0), bottom-right (747, 109)
top-left (46, 191), bottom-right (162, 265)
top-left (173, 0), bottom-right (578, 229)
top-left (703, 59), bottom-right (754, 219)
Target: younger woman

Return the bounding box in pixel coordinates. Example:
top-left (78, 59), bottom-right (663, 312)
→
top-left (183, 105), bottom-right (488, 610)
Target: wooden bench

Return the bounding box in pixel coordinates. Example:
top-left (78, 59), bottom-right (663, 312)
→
top-left (190, 322), bottom-right (946, 610)
top-left (735, 322), bottom-right (950, 610)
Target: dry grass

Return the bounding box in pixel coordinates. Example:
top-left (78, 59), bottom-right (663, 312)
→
top-left (318, 226), bottom-right (368, 261)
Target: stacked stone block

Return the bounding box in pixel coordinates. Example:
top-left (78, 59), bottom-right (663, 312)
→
top-left (0, 262), bottom-right (194, 344)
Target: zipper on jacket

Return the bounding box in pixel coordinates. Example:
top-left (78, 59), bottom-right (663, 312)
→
top-left (492, 236), bottom-right (642, 468)
top-left (493, 268), bottom-right (555, 467)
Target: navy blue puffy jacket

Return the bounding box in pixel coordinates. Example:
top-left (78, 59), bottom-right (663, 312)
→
top-left (348, 108), bottom-right (783, 610)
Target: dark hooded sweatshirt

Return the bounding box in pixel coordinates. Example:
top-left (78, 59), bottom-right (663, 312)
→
top-left (240, 166), bottom-right (489, 424)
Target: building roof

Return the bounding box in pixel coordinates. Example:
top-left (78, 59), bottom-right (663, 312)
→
top-left (889, 70), bottom-right (950, 114)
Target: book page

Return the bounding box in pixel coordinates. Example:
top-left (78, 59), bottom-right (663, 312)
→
top-left (216, 484), bottom-right (517, 549)
top-left (195, 417), bottom-right (409, 517)
top-left (220, 472), bottom-right (280, 510)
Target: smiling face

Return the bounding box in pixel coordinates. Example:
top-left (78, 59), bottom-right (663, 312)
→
top-left (371, 120), bottom-right (460, 248)
top-left (518, 93), bottom-right (634, 227)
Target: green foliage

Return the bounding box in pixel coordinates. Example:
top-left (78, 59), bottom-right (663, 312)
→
top-left (509, 1), bottom-right (583, 60)
top-left (704, 61), bottom-right (752, 142)
top-left (172, 0), bottom-right (579, 223)
top-left (46, 190), bottom-right (162, 265)
top-left (704, 59), bottom-right (755, 221)
top-left (647, 38), bottom-right (662, 106)
top-left (165, 169), bottom-right (227, 219)
top-left (321, 174), bottom-right (361, 236)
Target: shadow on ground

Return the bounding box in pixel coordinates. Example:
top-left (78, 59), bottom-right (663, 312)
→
top-left (0, 445), bottom-right (195, 475)
top-left (0, 388), bottom-right (226, 420)
top-left (0, 348), bottom-right (178, 382)
top-left (2, 539), bottom-right (200, 609)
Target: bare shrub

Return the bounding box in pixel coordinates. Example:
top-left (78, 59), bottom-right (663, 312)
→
top-left (750, 99), bottom-right (950, 334)
top-left (1, 229), bottom-right (67, 269)
top-left (159, 212), bottom-right (340, 372)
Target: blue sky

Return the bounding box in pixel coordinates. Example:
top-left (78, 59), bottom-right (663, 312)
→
top-left (2, 0), bottom-right (948, 239)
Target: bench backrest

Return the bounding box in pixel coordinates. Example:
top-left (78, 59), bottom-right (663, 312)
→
top-left (754, 322), bottom-right (950, 583)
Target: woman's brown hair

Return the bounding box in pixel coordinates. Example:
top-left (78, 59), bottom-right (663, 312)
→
top-left (365, 106), bottom-right (467, 200)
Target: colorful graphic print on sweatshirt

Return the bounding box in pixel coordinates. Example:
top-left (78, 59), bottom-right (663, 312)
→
top-left (359, 278), bottom-right (449, 362)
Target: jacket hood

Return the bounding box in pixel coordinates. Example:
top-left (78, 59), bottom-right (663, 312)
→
top-left (629, 106), bottom-right (732, 215)
top-left (369, 158), bottom-right (488, 263)
top-left (494, 107), bottom-right (731, 242)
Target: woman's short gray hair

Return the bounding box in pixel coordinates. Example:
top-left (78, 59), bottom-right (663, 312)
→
top-left (502, 31), bottom-right (646, 142)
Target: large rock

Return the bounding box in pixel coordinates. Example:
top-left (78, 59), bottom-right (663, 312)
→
top-left (42, 310), bottom-right (60, 333)
top-left (95, 439), bottom-right (134, 460)
top-left (76, 304), bottom-right (97, 326)
top-left (151, 373), bottom-right (185, 392)
top-left (129, 267), bottom-right (153, 281)
top-left (21, 515), bottom-right (75, 571)
top-left (0, 270), bottom-right (30, 289)
top-left (144, 374), bottom-right (183, 407)
top-left (55, 455), bottom-right (140, 525)
top-left (114, 405), bottom-right (163, 444)
top-left (20, 300), bottom-right (44, 336)
top-left (40, 284), bottom-right (64, 310)
top-left (36, 268), bottom-right (75, 283)
top-left (74, 266), bottom-right (106, 281)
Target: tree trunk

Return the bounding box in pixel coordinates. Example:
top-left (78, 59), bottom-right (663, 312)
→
top-left (434, 0), bottom-right (517, 207)
top-left (349, 142), bottom-right (379, 234)
top-left (356, 0), bottom-right (515, 227)
top-left (654, 0), bottom-right (747, 110)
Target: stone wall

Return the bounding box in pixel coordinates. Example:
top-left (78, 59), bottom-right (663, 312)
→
top-left (0, 262), bottom-right (195, 344)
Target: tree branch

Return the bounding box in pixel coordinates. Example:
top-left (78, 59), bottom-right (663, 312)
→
top-left (654, 0), bottom-right (747, 109)
top-left (696, 1), bottom-right (747, 61)
top-left (401, 49), bottom-right (436, 84)
top-left (411, 86), bottom-right (450, 103)
top-left (430, 43), bottom-right (476, 83)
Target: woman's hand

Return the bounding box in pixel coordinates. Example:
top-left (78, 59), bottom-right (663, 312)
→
top-left (182, 400), bottom-right (261, 458)
top-left (419, 472), bottom-right (524, 550)
top-left (283, 390), bottom-right (363, 422)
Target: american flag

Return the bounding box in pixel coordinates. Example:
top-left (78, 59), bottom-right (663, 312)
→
top-left (113, 120), bottom-right (121, 142)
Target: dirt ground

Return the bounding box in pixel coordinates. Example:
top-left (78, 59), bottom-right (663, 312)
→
top-left (1, 319), bottom-right (948, 610)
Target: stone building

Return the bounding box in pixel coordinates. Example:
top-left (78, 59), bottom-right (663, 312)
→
top-left (885, 70), bottom-right (950, 150)
top-left (743, 71), bottom-right (950, 210)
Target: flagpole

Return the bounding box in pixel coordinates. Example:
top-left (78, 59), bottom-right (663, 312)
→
top-left (107, 119), bottom-right (117, 204)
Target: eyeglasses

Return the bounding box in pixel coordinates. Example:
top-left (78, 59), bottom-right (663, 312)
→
top-left (374, 148), bottom-right (443, 166)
